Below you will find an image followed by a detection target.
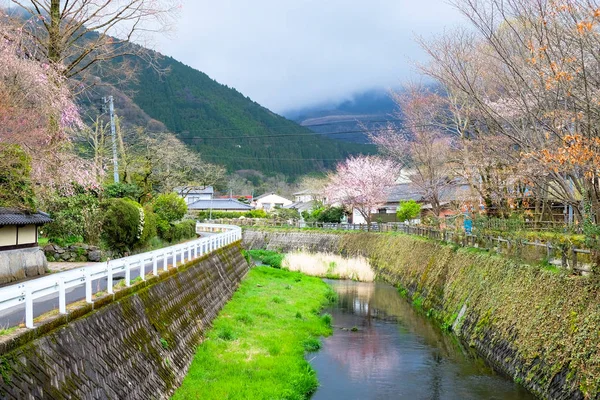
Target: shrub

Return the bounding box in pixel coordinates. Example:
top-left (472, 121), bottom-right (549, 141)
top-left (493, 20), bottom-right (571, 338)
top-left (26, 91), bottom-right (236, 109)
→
top-left (271, 208), bottom-right (300, 221)
top-left (161, 219), bottom-right (196, 243)
top-left (317, 206), bottom-right (345, 223)
top-left (44, 188), bottom-right (101, 244)
top-left (103, 182), bottom-right (143, 202)
top-left (397, 200), bottom-right (421, 223)
top-left (0, 144), bottom-right (36, 210)
top-left (247, 250), bottom-right (284, 268)
top-left (193, 209), bottom-right (268, 220)
top-left (152, 193), bottom-right (187, 224)
top-left (140, 204), bottom-right (157, 245)
top-left (101, 198), bottom-right (142, 251)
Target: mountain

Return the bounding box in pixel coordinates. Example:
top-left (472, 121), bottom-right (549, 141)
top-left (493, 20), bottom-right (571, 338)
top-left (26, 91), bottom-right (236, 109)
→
top-left (284, 89), bottom-right (400, 144)
top-left (102, 55), bottom-right (375, 177)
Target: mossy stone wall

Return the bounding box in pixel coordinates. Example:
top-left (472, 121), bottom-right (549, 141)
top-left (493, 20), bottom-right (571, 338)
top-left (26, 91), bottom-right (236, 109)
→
top-left (0, 243), bottom-right (248, 399)
top-left (244, 229), bottom-right (600, 400)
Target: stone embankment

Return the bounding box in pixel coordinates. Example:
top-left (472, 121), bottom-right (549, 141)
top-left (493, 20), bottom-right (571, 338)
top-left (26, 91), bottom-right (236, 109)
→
top-left (0, 243), bottom-right (248, 399)
top-left (43, 243), bottom-right (107, 263)
top-left (0, 247), bottom-right (46, 285)
top-left (243, 229), bottom-right (597, 400)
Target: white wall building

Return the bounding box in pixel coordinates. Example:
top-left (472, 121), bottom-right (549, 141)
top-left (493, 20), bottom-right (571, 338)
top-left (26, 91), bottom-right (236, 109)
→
top-left (253, 193), bottom-right (293, 211)
top-left (174, 186), bottom-right (214, 205)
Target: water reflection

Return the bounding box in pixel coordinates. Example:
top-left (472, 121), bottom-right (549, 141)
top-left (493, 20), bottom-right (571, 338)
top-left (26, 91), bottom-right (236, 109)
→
top-left (310, 280), bottom-right (534, 400)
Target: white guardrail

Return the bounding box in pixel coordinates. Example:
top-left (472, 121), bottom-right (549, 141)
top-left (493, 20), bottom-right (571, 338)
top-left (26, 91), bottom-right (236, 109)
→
top-left (0, 223), bottom-right (241, 329)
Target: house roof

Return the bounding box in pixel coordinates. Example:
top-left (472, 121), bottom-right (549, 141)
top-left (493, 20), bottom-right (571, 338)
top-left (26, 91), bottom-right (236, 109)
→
top-left (386, 184), bottom-right (423, 203)
top-left (284, 201), bottom-right (317, 212)
top-left (188, 199), bottom-right (253, 211)
top-left (293, 189), bottom-right (320, 196)
top-left (0, 208), bottom-right (52, 226)
top-left (253, 193), bottom-right (291, 202)
top-left (174, 186), bottom-right (214, 196)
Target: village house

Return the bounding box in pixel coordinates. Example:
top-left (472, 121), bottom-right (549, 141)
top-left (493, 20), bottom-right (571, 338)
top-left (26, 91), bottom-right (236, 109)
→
top-left (0, 208), bottom-right (52, 284)
top-left (174, 186), bottom-right (214, 205)
top-left (252, 193), bottom-right (293, 211)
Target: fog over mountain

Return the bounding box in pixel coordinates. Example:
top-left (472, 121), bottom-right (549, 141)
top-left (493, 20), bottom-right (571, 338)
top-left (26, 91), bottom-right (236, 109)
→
top-left (155, 0), bottom-right (465, 113)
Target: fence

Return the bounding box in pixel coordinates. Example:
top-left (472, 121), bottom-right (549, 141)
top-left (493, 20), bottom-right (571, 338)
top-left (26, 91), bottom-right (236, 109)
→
top-left (0, 223), bottom-right (241, 329)
top-left (213, 218), bottom-right (594, 273)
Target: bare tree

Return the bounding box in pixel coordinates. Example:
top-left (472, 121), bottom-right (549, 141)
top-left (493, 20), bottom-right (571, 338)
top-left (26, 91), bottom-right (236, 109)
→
top-left (7, 0), bottom-right (179, 85)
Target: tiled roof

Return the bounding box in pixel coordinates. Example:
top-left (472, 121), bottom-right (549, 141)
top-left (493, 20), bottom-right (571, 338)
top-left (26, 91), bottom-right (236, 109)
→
top-left (0, 208), bottom-right (53, 226)
top-left (188, 199), bottom-right (253, 211)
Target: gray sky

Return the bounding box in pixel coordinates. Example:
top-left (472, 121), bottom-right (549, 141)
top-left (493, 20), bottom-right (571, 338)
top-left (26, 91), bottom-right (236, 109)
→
top-left (157, 1), bottom-right (466, 114)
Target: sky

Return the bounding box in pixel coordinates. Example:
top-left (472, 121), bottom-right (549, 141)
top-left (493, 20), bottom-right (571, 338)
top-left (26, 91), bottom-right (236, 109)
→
top-left (158, 1), bottom-right (466, 114)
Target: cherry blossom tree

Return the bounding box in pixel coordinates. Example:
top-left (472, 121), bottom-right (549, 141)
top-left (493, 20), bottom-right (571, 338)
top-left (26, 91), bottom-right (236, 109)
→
top-left (0, 26), bottom-right (100, 201)
top-left (326, 156), bottom-right (400, 227)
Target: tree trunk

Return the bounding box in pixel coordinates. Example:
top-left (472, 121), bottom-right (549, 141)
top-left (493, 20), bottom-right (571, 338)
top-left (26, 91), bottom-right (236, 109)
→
top-left (49, 0), bottom-right (62, 64)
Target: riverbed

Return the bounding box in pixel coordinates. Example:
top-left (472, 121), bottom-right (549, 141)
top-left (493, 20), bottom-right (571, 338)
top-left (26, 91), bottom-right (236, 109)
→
top-left (310, 280), bottom-right (535, 400)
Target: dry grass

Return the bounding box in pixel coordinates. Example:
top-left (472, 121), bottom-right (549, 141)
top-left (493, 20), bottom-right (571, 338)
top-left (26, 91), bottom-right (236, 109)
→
top-left (283, 252), bottom-right (375, 282)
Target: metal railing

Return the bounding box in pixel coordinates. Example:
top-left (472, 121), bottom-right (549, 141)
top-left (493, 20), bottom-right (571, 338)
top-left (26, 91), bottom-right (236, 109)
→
top-left (0, 223), bottom-right (241, 329)
top-left (216, 218), bottom-right (595, 273)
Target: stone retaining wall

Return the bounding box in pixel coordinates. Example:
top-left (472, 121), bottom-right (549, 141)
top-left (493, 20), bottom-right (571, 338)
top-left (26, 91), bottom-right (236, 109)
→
top-left (243, 229), bottom-right (597, 400)
top-left (242, 229), bottom-right (341, 253)
top-left (0, 247), bottom-right (47, 285)
top-left (0, 242), bottom-right (248, 399)
top-left (43, 243), bottom-right (108, 263)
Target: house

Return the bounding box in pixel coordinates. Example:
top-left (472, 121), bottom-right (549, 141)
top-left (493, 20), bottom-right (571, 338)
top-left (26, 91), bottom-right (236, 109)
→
top-left (174, 186), bottom-right (213, 205)
top-left (187, 198), bottom-right (253, 213)
top-left (252, 193), bottom-right (293, 211)
top-left (0, 208), bottom-right (52, 284)
top-left (292, 189), bottom-right (326, 203)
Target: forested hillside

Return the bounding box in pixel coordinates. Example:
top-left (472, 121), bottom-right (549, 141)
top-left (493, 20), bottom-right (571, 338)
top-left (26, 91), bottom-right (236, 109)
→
top-left (123, 56), bottom-right (375, 177)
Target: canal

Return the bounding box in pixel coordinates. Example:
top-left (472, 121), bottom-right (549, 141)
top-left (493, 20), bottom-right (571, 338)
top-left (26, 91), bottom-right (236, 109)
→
top-left (310, 280), bottom-right (535, 400)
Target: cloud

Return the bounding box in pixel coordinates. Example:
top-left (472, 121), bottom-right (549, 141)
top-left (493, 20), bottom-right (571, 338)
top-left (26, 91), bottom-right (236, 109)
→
top-left (155, 1), bottom-right (465, 112)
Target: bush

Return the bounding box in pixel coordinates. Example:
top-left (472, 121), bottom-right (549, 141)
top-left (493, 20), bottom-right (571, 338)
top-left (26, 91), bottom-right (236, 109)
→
top-left (152, 193), bottom-right (187, 224)
top-left (271, 208), bottom-right (300, 221)
top-left (193, 209), bottom-right (268, 220)
top-left (140, 204), bottom-right (157, 245)
top-left (101, 198), bottom-right (142, 251)
top-left (397, 200), bottom-right (421, 223)
top-left (103, 182), bottom-right (143, 201)
top-left (0, 144), bottom-right (36, 210)
top-left (248, 250), bottom-right (284, 268)
top-left (161, 219), bottom-right (197, 243)
top-left (44, 188), bottom-right (101, 244)
top-left (317, 206), bottom-right (345, 223)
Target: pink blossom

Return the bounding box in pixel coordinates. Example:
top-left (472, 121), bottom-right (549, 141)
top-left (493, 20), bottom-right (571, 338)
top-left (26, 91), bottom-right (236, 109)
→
top-left (326, 156), bottom-right (400, 225)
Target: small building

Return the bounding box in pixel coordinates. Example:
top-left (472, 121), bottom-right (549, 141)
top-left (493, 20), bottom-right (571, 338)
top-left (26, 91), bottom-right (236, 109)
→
top-left (292, 189), bottom-right (326, 203)
top-left (174, 186), bottom-right (214, 205)
top-left (188, 198), bottom-right (253, 213)
top-left (253, 193), bottom-right (293, 211)
top-left (0, 208), bottom-right (52, 284)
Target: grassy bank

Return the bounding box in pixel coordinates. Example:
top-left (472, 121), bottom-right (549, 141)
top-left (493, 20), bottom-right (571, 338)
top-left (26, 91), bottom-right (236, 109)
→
top-left (172, 266), bottom-right (334, 400)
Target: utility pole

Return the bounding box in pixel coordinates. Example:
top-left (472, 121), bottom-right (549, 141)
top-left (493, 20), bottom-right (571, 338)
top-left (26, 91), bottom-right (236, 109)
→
top-left (103, 96), bottom-right (119, 183)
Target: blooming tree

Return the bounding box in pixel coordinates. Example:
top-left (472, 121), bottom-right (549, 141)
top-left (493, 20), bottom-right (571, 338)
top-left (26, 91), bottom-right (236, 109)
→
top-left (326, 156), bottom-right (400, 227)
top-left (0, 27), bottom-right (99, 200)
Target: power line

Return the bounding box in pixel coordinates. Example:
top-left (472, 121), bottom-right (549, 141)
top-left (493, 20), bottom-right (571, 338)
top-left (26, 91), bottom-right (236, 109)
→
top-left (176, 125), bottom-right (430, 141)
top-left (169, 117), bottom-right (404, 135)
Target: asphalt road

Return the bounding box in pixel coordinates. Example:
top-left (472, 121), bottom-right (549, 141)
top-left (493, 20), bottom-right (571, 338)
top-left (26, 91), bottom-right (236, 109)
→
top-left (0, 252), bottom-right (185, 328)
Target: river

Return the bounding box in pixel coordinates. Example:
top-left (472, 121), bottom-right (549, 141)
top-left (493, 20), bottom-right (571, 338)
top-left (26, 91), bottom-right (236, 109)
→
top-left (310, 280), bottom-right (535, 400)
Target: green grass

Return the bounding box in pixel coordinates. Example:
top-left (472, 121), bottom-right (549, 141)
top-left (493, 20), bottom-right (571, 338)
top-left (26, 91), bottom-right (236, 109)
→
top-left (247, 249), bottom-right (285, 269)
top-left (172, 266), bottom-right (333, 400)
